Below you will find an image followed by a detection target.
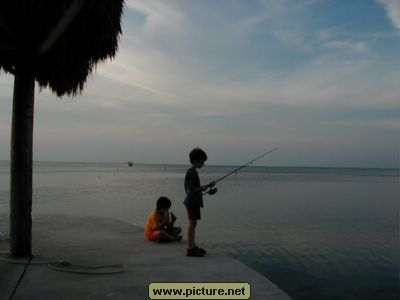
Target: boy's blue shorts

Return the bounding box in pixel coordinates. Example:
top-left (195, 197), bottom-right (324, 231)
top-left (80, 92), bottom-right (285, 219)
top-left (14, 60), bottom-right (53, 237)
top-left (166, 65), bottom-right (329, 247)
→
top-left (185, 203), bottom-right (201, 220)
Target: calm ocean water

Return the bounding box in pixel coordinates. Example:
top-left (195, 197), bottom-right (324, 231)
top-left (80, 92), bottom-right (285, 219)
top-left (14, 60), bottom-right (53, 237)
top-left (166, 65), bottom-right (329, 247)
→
top-left (0, 161), bottom-right (399, 300)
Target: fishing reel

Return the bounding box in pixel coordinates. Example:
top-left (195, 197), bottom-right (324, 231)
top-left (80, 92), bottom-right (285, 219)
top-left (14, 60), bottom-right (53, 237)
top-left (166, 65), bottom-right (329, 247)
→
top-left (209, 187), bottom-right (218, 195)
top-left (205, 187), bottom-right (218, 195)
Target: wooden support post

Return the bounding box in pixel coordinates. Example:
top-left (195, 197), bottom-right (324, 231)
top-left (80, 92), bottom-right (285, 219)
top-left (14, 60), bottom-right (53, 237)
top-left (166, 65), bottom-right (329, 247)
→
top-left (10, 73), bottom-right (35, 258)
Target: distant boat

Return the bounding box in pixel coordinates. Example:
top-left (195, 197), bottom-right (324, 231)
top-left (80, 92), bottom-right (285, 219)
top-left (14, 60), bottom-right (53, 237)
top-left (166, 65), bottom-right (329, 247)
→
top-left (127, 162), bottom-right (133, 167)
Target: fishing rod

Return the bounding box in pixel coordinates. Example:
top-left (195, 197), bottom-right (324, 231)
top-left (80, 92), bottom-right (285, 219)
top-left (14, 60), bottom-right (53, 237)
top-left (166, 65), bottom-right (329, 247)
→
top-left (203, 147), bottom-right (278, 195)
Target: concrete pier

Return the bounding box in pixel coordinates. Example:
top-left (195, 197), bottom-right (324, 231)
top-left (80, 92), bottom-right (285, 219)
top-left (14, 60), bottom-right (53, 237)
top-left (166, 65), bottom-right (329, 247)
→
top-left (0, 214), bottom-right (291, 300)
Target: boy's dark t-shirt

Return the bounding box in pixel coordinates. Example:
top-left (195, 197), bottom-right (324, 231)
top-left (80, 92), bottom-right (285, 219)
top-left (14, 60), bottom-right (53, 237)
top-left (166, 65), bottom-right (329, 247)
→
top-left (184, 167), bottom-right (203, 208)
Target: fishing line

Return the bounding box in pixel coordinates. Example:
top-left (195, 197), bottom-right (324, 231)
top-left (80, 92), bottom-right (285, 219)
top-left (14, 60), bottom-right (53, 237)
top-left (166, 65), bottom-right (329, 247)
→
top-left (203, 147), bottom-right (278, 195)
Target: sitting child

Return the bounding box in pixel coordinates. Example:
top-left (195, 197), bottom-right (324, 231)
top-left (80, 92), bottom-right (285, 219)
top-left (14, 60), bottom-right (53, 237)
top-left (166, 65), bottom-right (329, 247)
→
top-left (144, 196), bottom-right (182, 242)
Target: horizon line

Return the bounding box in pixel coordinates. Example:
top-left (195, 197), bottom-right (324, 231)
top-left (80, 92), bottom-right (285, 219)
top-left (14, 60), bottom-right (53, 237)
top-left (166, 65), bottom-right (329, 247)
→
top-left (0, 160), bottom-right (397, 170)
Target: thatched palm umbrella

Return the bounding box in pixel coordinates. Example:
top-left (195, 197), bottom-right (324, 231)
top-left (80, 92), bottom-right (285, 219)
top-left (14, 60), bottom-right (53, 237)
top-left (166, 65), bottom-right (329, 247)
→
top-left (0, 0), bottom-right (124, 257)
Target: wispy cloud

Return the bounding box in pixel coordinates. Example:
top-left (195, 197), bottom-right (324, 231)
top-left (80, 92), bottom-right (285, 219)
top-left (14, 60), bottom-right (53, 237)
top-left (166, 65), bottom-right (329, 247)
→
top-left (377, 0), bottom-right (400, 31)
top-left (98, 60), bottom-right (173, 100)
top-left (370, 119), bottom-right (400, 131)
top-left (125, 0), bottom-right (184, 34)
top-left (321, 119), bottom-right (400, 132)
top-left (321, 121), bottom-right (358, 127)
top-left (272, 29), bottom-right (314, 52)
top-left (234, 0), bottom-right (320, 32)
top-left (323, 40), bottom-right (368, 52)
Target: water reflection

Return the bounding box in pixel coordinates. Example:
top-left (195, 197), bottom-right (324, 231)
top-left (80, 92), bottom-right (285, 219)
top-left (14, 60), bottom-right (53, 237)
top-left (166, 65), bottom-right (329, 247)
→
top-left (0, 163), bottom-right (398, 299)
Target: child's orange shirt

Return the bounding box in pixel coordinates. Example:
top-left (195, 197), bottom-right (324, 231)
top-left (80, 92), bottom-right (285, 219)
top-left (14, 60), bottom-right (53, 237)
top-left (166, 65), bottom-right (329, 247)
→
top-left (144, 210), bottom-right (160, 240)
top-left (144, 210), bottom-right (170, 240)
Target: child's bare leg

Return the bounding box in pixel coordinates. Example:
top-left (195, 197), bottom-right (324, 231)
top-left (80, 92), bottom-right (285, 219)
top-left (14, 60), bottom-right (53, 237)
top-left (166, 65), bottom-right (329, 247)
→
top-left (167, 226), bottom-right (182, 237)
top-left (157, 230), bottom-right (180, 242)
top-left (175, 226), bottom-right (182, 235)
top-left (188, 219), bottom-right (196, 249)
top-left (186, 219), bottom-right (204, 257)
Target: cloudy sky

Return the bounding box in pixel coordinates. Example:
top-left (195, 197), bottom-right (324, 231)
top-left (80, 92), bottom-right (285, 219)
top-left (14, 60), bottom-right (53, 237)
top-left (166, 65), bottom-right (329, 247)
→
top-left (1, 0), bottom-right (399, 167)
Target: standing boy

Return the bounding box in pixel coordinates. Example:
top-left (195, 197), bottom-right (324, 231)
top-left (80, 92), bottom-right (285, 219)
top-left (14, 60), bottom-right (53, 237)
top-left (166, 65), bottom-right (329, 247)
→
top-left (184, 148), bottom-right (215, 257)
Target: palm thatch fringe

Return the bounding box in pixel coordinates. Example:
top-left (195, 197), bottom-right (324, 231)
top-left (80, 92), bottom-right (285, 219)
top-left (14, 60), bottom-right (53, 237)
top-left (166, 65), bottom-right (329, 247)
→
top-left (0, 0), bottom-right (124, 96)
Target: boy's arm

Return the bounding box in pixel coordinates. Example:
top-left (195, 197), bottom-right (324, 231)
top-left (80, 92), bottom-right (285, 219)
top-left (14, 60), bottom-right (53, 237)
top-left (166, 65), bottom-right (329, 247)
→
top-left (186, 186), bottom-right (205, 195)
top-left (170, 212), bottom-right (177, 225)
top-left (158, 211), bottom-right (172, 229)
top-left (186, 181), bottom-right (215, 195)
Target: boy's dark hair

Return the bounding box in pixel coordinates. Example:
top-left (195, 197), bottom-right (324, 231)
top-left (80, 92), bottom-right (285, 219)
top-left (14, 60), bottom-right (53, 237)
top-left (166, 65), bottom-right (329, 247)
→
top-left (156, 196), bottom-right (171, 210)
top-left (189, 148), bottom-right (208, 163)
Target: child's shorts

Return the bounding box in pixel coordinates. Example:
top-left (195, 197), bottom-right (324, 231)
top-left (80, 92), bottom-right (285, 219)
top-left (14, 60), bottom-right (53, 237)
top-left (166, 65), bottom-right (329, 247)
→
top-left (148, 230), bottom-right (161, 241)
top-left (185, 204), bottom-right (201, 220)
